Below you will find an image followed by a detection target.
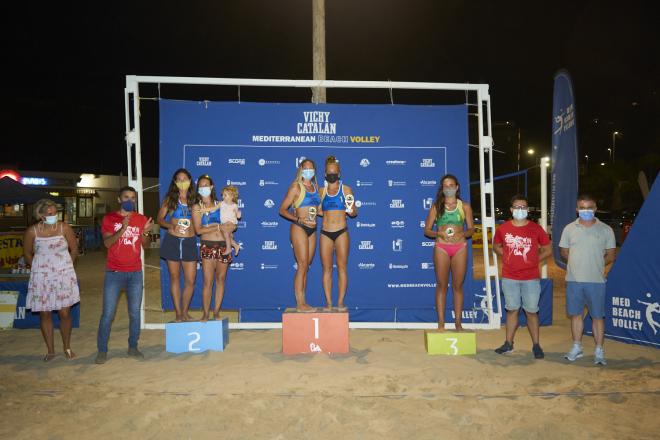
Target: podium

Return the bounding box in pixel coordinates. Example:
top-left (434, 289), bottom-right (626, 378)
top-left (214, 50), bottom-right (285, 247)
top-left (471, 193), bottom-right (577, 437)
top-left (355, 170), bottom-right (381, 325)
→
top-left (425, 330), bottom-right (476, 356)
top-left (165, 319), bottom-right (229, 354)
top-left (282, 309), bottom-right (349, 354)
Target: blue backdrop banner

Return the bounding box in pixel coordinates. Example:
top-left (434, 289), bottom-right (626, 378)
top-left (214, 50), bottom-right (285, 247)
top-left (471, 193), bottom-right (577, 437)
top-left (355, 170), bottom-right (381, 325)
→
top-left (551, 70), bottom-right (579, 269)
top-left (158, 100), bottom-right (481, 323)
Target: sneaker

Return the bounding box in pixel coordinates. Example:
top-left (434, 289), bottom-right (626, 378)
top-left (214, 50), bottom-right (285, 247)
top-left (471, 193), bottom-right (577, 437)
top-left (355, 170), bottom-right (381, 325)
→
top-left (564, 343), bottom-right (583, 362)
top-left (594, 347), bottom-right (607, 366)
top-left (127, 347), bottom-right (145, 360)
top-left (532, 344), bottom-right (545, 359)
top-left (494, 341), bottom-right (514, 354)
top-left (95, 351), bottom-right (107, 364)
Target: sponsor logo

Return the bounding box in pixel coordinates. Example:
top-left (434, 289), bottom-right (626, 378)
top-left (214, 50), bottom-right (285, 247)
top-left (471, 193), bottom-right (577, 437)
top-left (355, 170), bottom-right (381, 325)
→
top-left (358, 262), bottom-right (376, 269)
top-left (420, 158), bottom-right (436, 168)
top-left (196, 156), bottom-right (212, 167)
top-left (297, 111), bottom-right (337, 134)
top-left (259, 179), bottom-right (278, 187)
top-left (226, 180), bottom-right (246, 186)
top-left (260, 263), bottom-right (278, 270)
top-left (356, 180), bottom-right (373, 187)
top-left (262, 241), bottom-right (278, 250)
top-left (419, 220), bottom-right (426, 228)
top-left (358, 240), bottom-right (374, 250)
top-left (237, 199), bottom-right (245, 209)
top-left (356, 222), bottom-right (376, 228)
top-left (391, 220), bottom-right (405, 228)
top-left (385, 160), bottom-right (407, 166)
top-left (295, 156), bottom-right (307, 168)
top-left (421, 241), bottom-right (435, 247)
top-left (258, 158), bottom-right (281, 166)
top-left (360, 158), bottom-right (370, 167)
top-left (388, 180), bottom-right (406, 187)
top-left (420, 179), bottom-right (437, 187)
top-left (387, 282), bottom-right (437, 289)
top-left (392, 239), bottom-right (403, 252)
top-left (230, 262), bottom-right (245, 271)
top-left (421, 262), bottom-right (435, 270)
top-left (228, 158), bottom-right (246, 165)
top-left (261, 221), bottom-right (278, 228)
top-left (423, 198), bottom-right (434, 210)
top-left (389, 263), bottom-right (409, 270)
top-left (390, 199), bottom-right (405, 209)
top-left (356, 200), bottom-right (376, 208)
top-left (237, 221), bottom-right (247, 229)
top-left (264, 199), bottom-right (275, 208)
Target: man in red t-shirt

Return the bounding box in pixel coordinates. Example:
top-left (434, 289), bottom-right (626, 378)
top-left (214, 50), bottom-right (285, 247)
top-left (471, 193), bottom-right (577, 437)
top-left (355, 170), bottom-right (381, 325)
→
top-left (95, 186), bottom-right (153, 364)
top-left (493, 194), bottom-right (551, 359)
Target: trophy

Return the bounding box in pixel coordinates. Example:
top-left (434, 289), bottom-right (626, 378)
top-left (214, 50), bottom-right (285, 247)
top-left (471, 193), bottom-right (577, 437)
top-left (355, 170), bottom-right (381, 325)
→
top-left (177, 218), bottom-right (191, 233)
top-left (344, 194), bottom-right (355, 213)
top-left (308, 206), bottom-right (317, 222)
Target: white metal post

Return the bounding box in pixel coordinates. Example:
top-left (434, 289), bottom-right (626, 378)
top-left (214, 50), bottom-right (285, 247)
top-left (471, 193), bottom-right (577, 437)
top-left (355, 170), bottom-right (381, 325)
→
top-left (540, 157), bottom-right (550, 278)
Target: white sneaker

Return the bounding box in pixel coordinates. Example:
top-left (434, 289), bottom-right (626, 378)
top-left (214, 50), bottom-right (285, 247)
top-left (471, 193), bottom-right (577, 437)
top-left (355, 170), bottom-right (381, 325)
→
top-left (594, 347), bottom-right (607, 366)
top-left (564, 343), bottom-right (584, 362)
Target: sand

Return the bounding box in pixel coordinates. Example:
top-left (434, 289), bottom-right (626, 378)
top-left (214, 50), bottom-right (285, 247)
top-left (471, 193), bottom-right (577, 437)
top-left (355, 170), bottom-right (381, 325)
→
top-left (0, 249), bottom-right (658, 440)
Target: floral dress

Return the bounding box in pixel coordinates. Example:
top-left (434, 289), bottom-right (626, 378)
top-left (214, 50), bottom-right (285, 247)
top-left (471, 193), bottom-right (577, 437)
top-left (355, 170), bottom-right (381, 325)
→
top-left (26, 224), bottom-right (80, 312)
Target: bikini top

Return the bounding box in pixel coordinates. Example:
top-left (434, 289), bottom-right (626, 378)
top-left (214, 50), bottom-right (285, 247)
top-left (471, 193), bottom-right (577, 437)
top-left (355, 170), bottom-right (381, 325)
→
top-left (293, 182), bottom-right (321, 209)
top-left (170, 200), bottom-right (192, 219)
top-left (321, 182), bottom-right (346, 211)
top-left (200, 201), bottom-right (221, 226)
top-left (436, 199), bottom-right (465, 227)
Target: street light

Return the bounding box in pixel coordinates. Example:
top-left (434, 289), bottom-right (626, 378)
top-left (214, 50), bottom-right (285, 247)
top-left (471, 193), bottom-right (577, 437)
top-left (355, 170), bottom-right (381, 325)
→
top-left (585, 154), bottom-right (589, 168)
top-left (612, 131), bottom-right (621, 163)
top-left (607, 148), bottom-right (612, 162)
top-left (527, 148), bottom-right (535, 155)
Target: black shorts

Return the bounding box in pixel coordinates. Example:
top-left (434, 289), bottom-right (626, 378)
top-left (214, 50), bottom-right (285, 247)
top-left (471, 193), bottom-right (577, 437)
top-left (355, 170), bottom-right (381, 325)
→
top-left (160, 233), bottom-right (198, 262)
top-left (321, 227), bottom-right (348, 241)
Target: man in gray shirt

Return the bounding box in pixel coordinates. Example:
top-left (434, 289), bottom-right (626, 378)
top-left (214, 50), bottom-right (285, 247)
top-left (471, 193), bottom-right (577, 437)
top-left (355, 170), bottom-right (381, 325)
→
top-left (559, 194), bottom-right (616, 365)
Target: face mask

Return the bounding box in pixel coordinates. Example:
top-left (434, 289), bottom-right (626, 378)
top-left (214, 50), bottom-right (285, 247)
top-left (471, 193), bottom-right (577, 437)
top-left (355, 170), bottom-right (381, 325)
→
top-left (44, 215), bottom-right (58, 225)
top-left (301, 169), bottom-right (315, 180)
top-left (175, 180), bottom-right (190, 191)
top-left (325, 174), bottom-right (339, 184)
top-left (198, 187), bottom-right (212, 197)
top-left (578, 209), bottom-right (595, 221)
top-left (443, 188), bottom-right (457, 197)
top-left (512, 209), bottom-right (528, 220)
top-left (121, 200), bottom-right (135, 212)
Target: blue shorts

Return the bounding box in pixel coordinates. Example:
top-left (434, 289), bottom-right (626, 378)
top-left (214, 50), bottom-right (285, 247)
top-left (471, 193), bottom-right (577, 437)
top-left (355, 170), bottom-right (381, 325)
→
top-left (501, 278), bottom-right (541, 313)
top-left (159, 234), bottom-right (199, 262)
top-left (566, 281), bottom-right (606, 319)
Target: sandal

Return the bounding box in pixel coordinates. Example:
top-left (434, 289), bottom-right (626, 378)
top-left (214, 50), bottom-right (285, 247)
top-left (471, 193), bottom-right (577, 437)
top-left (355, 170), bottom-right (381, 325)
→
top-left (64, 348), bottom-right (76, 360)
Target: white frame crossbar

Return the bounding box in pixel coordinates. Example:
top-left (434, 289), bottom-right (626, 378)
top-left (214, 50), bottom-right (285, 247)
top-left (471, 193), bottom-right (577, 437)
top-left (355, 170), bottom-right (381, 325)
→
top-left (124, 76), bottom-right (501, 330)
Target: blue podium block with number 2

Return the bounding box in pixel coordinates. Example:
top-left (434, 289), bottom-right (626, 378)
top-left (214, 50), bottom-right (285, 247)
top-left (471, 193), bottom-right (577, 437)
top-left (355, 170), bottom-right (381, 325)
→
top-left (165, 319), bottom-right (229, 354)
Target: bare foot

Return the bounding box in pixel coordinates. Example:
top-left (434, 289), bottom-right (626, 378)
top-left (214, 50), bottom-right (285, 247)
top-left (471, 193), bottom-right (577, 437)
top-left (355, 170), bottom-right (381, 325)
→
top-left (184, 312), bottom-right (194, 321)
top-left (296, 303), bottom-right (316, 313)
top-left (455, 324), bottom-right (464, 332)
top-left (175, 314), bottom-right (183, 323)
top-left (200, 314), bottom-right (209, 323)
top-left (43, 353), bottom-right (57, 362)
top-left (64, 348), bottom-right (76, 360)
top-left (436, 323), bottom-right (446, 331)
top-left (323, 304), bottom-right (333, 312)
top-left (212, 312), bottom-right (220, 321)
top-left (336, 304), bottom-right (348, 312)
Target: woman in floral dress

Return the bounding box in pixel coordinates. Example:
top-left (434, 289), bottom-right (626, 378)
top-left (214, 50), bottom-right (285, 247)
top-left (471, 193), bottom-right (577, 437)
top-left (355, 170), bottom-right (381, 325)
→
top-left (23, 199), bottom-right (80, 361)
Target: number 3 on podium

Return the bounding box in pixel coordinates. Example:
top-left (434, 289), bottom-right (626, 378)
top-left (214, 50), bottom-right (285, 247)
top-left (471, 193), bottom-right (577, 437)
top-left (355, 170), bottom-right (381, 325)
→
top-left (446, 337), bottom-right (458, 355)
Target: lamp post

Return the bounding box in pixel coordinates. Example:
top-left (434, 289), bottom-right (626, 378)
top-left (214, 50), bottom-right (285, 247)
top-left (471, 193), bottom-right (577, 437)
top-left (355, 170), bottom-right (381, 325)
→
top-left (607, 148), bottom-right (612, 163)
top-left (584, 154), bottom-right (589, 169)
top-left (540, 157), bottom-right (550, 279)
top-left (612, 131), bottom-right (620, 163)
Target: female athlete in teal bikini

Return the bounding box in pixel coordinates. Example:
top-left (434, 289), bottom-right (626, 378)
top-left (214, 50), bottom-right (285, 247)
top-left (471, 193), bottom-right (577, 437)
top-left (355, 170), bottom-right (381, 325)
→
top-left (424, 174), bottom-right (474, 330)
top-left (319, 155), bottom-right (357, 311)
top-left (278, 159), bottom-right (321, 312)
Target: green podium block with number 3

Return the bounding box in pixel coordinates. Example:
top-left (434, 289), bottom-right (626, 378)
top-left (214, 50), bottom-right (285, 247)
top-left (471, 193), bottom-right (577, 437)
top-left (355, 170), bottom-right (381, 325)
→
top-left (425, 331), bottom-right (476, 355)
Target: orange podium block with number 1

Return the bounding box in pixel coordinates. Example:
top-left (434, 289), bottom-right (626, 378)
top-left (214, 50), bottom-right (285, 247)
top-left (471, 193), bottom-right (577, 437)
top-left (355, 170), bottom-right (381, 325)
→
top-left (282, 309), bottom-right (349, 355)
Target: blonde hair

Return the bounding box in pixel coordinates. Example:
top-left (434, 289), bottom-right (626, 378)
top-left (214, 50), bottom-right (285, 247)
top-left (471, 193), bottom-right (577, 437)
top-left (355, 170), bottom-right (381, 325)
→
top-left (325, 155), bottom-right (340, 172)
top-left (221, 185), bottom-right (239, 203)
top-left (294, 158), bottom-right (318, 187)
top-left (33, 199), bottom-right (58, 221)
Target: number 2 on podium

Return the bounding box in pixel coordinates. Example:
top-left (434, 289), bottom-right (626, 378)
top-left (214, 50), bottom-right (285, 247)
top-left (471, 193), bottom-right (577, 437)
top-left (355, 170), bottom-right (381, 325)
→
top-left (312, 318), bottom-right (319, 339)
top-left (188, 332), bottom-right (201, 352)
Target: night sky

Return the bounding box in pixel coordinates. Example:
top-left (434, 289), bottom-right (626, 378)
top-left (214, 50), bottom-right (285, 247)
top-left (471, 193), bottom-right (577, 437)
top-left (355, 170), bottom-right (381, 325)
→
top-left (3, 0), bottom-right (658, 178)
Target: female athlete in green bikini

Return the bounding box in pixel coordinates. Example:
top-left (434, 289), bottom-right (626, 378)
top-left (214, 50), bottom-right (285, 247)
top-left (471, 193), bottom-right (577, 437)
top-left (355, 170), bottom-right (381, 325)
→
top-left (424, 174), bottom-right (474, 330)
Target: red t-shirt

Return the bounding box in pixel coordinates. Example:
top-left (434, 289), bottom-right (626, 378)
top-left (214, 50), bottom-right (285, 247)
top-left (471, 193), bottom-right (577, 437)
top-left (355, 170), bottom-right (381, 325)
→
top-left (102, 211), bottom-right (148, 271)
top-left (493, 220), bottom-right (551, 280)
